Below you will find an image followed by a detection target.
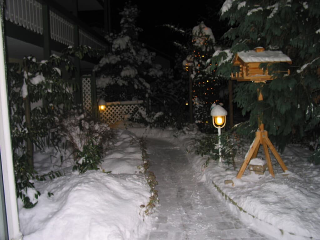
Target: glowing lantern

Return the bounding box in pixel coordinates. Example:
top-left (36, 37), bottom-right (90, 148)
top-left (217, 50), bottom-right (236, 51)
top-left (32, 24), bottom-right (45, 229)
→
top-left (210, 103), bottom-right (227, 162)
top-left (210, 104), bottom-right (227, 128)
top-left (98, 99), bottom-right (106, 111)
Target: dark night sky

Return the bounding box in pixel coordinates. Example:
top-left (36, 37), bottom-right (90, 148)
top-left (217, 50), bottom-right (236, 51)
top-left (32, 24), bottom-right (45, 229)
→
top-left (81, 0), bottom-right (228, 60)
top-left (111, 0), bottom-right (227, 58)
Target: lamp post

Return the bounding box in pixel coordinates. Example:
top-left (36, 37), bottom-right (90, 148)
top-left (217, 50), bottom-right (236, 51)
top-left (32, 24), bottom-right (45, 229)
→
top-left (210, 103), bottom-right (227, 162)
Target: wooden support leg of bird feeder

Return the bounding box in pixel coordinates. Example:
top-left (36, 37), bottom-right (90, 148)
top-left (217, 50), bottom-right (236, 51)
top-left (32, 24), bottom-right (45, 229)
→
top-left (236, 132), bottom-right (261, 179)
top-left (264, 135), bottom-right (288, 172)
top-left (252, 144), bottom-right (260, 159)
top-left (262, 138), bottom-right (275, 177)
top-left (236, 129), bottom-right (288, 179)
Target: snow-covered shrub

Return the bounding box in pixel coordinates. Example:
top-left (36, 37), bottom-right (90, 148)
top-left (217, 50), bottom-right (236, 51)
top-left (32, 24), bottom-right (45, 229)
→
top-left (8, 45), bottom-right (103, 208)
top-left (194, 131), bottom-right (239, 168)
top-left (305, 103), bottom-right (320, 165)
top-left (309, 147), bottom-right (320, 165)
top-left (14, 153), bottom-right (41, 208)
top-left (8, 55), bottom-right (74, 208)
top-left (73, 138), bottom-right (102, 173)
top-left (56, 110), bottom-right (114, 172)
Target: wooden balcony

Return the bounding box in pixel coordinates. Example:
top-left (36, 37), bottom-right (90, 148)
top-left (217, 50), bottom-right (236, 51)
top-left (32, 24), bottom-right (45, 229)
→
top-left (5, 0), bottom-right (108, 61)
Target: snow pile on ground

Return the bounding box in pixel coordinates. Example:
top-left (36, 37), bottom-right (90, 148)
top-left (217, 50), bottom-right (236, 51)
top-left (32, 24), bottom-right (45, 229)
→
top-left (129, 126), bottom-right (320, 240)
top-left (18, 130), bottom-right (153, 240)
top-left (18, 124), bottom-right (320, 240)
top-left (203, 145), bottom-right (320, 240)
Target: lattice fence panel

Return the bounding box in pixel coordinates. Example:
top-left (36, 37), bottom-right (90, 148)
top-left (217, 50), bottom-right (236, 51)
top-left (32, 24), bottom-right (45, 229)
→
top-left (82, 77), bottom-right (92, 114)
top-left (100, 103), bottom-right (144, 125)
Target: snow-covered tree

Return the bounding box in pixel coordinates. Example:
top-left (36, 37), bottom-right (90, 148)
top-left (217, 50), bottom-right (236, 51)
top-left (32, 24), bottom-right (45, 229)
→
top-left (8, 55), bottom-right (75, 207)
top-left (182, 22), bottom-right (227, 130)
top-left (211, 0), bottom-right (320, 151)
top-left (94, 2), bottom-right (163, 102)
top-left (8, 45), bottom-right (103, 208)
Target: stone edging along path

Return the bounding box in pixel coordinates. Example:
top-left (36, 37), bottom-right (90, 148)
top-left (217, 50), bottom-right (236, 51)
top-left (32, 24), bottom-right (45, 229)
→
top-left (211, 181), bottom-right (313, 240)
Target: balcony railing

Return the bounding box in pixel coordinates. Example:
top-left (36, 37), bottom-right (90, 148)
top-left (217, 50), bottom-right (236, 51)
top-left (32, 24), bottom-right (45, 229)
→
top-left (50, 10), bottom-right (74, 46)
top-left (5, 0), bottom-right (43, 34)
top-left (5, 0), bottom-right (106, 50)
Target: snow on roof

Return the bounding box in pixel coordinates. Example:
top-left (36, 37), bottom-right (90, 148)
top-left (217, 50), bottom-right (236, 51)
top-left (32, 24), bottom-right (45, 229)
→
top-left (237, 50), bottom-right (292, 63)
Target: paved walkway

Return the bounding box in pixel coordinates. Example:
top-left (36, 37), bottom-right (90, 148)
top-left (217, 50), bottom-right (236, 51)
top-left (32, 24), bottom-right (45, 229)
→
top-left (140, 138), bottom-right (275, 240)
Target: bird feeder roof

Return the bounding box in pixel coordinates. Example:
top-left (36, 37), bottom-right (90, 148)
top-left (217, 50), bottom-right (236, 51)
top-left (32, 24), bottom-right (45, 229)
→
top-left (233, 47), bottom-right (292, 65)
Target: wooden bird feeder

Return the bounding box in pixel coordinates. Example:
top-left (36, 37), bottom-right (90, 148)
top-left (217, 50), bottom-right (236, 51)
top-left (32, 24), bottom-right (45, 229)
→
top-left (231, 47), bottom-right (292, 82)
top-left (231, 47), bottom-right (292, 179)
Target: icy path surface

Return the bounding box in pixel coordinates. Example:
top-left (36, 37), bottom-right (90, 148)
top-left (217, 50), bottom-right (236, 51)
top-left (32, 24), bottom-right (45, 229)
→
top-left (140, 138), bottom-right (275, 240)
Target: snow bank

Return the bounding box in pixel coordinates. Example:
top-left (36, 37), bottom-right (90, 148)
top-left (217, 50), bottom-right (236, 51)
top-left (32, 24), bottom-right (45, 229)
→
top-left (19, 130), bottom-right (153, 240)
top-left (18, 124), bottom-right (320, 240)
top-left (20, 172), bottom-right (150, 240)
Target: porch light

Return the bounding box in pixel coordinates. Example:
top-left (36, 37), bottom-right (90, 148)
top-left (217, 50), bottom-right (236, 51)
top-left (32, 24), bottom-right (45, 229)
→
top-left (98, 99), bottom-right (106, 111)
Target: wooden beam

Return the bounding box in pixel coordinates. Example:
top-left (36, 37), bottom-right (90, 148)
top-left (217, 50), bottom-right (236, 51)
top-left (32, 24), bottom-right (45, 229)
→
top-left (91, 72), bottom-right (98, 120)
top-left (264, 135), bottom-right (288, 172)
top-left (42, 2), bottom-right (51, 59)
top-left (262, 140), bottom-right (275, 177)
top-left (104, 0), bottom-right (111, 33)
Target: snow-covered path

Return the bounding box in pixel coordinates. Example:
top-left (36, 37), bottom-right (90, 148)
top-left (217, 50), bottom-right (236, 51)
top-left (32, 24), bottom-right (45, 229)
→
top-left (140, 138), bottom-right (275, 240)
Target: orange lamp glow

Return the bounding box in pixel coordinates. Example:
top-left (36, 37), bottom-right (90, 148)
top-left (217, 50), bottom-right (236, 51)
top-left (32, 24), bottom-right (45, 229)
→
top-left (213, 116), bottom-right (226, 128)
top-left (98, 99), bottom-right (106, 111)
top-left (99, 105), bottom-right (106, 111)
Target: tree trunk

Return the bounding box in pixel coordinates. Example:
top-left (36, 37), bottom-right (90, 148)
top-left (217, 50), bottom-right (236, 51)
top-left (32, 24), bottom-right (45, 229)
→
top-left (189, 71), bottom-right (194, 123)
top-left (228, 79), bottom-right (234, 128)
top-left (24, 95), bottom-right (33, 169)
